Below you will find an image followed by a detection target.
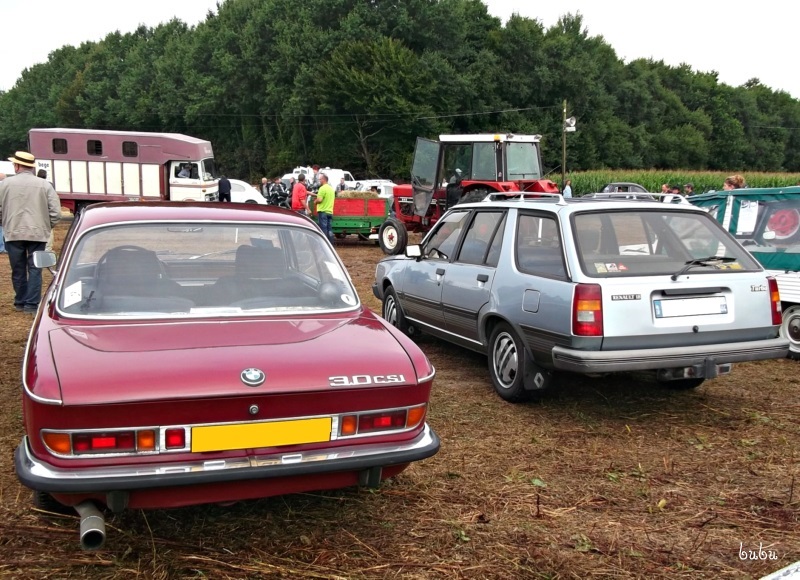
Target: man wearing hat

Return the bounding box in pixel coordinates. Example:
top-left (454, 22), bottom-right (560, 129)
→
top-left (0, 151), bottom-right (61, 314)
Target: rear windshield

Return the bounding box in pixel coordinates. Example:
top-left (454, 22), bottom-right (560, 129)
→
top-left (58, 222), bottom-right (358, 318)
top-left (572, 210), bottom-right (761, 277)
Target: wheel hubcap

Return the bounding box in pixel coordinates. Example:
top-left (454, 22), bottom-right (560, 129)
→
top-left (493, 332), bottom-right (518, 389)
top-left (384, 297), bottom-right (398, 326)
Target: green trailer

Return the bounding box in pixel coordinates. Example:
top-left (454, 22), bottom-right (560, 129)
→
top-left (310, 194), bottom-right (407, 254)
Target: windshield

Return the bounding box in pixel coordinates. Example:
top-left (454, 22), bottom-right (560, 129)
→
top-left (573, 210), bottom-right (761, 277)
top-left (202, 157), bottom-right (219, 180)
top-left (506, 142), bottom-right (543, 180)
top-left (58, 222), bottom-right (358, 318)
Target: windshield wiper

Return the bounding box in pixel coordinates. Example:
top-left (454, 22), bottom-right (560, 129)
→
top-left (671, 256), bottom-right (736, 281)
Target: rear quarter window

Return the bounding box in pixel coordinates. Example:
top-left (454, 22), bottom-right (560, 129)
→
top-left (515, 213), bottom-right (566, 278)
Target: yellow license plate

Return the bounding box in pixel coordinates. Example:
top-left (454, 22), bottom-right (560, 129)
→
top-left (191, 418), bottom-right (332, 452)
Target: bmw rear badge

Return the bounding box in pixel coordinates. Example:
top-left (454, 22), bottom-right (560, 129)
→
top-left (241, 368), bottom-right (266, 387)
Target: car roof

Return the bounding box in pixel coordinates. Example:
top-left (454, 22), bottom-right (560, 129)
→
top-left (77, 201), bottom-right (315, 229)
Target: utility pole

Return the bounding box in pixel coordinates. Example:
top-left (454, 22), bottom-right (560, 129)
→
top-left (561, 99), bottom-right (567, 191)
top-left (561, 100), bottom-right (576, 193)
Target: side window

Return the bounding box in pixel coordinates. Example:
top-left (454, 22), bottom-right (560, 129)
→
top-left (122, 141), bottom-right (138, 157)
top-left (516, 214), bottom-right (566, 278)
top-left (457, 211), bottom-right (504, 265)
top-left (87, 140), bottom-right (103, 156)
top-left (424, 211), bottom-right (469, 260)
top-left (485, 214), bottom-right (507, 267)
top-left (52, 138), bottom-right (68, 154)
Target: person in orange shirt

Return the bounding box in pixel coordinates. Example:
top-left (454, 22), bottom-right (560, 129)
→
top-left (291, 173), bottom-right (310, 216)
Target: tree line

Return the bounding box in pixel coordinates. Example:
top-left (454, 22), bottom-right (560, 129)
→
top-left (1, 0), bottom-right (798, 184)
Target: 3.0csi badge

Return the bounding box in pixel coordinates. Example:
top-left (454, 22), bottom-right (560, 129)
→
top-left (241, 368), bottom-right (266, 387)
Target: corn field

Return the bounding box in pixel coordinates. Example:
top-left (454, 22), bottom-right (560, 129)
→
top-left (566, 170), bottom-right (800, 196)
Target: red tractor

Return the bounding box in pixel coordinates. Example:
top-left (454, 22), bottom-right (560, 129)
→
top-left (378, 133), bottom-right (560, 254)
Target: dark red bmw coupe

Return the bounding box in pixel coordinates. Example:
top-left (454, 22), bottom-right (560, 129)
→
top-left (15, 202), bottom-right (438, 549)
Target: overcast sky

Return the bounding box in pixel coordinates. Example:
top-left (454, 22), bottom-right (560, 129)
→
top-left (3, 0), bottom-right (798, 99)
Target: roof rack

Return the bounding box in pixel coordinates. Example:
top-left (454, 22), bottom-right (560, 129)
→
top-left (485, 192), bottom-right (567, 205)
top-left (588, 192), bottom-right (691, 205)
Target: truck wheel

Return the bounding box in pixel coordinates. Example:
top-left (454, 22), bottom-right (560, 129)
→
top-left (780, 305), bottom-right (800, 360)
top-left (457, 188), bottom-right (491, 205)
top-left (379, 218), bottom-right (408, 255)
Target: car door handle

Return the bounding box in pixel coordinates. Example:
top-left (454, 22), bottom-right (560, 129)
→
top-left (477, 274), bottom-right (489, 283)
top-left (436, 268), bottom-right (446, 276)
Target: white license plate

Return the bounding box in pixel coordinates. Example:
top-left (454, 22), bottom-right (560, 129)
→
top-left (653, 296), bottom-right (727, 318)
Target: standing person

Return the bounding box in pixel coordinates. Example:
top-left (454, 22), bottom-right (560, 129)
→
top-left (291, 173), bottom-right (310, 216)
top-left (218, 174), bottom-right (232, 202)
top-left (562, 179), bottom-right (572, 198)
top-left (660, 183), bottom-right (669, 193)
top-left (0, 172), bottom-right (7, 254)
top-left (309, 165), bottom-right (321, 189)
top-left (260, 177), bottom-right (270, 199)
top-left (315, 173), bottom-right (335, 243)
top-left (0, 151), bottom-right (61, 314)
top-left (335, 177), bottom-right (347, 195)
top-left (683, 183), bottom-right (695, 196)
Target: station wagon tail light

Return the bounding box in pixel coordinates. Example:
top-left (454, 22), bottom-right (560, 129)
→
top-left (573, 284), bottom-right (603, 336)
top-left (768, 277), bottom-right (782, 325)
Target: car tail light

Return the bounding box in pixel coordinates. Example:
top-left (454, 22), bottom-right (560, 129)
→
top-left (164, 428), bottom-right (186, 450)
top-left (338, 404), bottom-right (427, 438)
top-left (768, 277), bottom-right (782, 325)
top-left (72, 431), bottom-right (136, 454)
top-left (42, 428), bottom-right (159, 456)
top-left (406, 405), bottom-right (426, 429)
top-left (340, 415), bottom-right (358, 437)
top-left (573, 283), bottom-right (603, 336)
top-left (358, 410), bottom-right (407, 433)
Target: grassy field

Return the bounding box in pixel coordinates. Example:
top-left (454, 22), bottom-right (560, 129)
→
top-left (0, 223), bottom-right (798, 579)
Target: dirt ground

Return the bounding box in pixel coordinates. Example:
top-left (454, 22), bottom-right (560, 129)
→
top-left (0, 222), bottom-right (798, 579)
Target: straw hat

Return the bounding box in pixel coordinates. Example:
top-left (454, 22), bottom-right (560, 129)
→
top-left (8, 151), bottom-right (35, 168)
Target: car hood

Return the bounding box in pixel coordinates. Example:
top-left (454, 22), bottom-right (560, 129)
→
top-left (48, 314), bottom-right (419, 405)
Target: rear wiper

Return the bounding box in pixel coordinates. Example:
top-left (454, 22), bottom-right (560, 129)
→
top-left (671, 256), bottom-right (736, 281)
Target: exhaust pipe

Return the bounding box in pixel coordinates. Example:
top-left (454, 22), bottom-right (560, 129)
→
top-left (74, 501), bottom-right (106, 550)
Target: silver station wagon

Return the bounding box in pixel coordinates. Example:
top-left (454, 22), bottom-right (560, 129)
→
top-left (373, 194), bottom-right (789, 402)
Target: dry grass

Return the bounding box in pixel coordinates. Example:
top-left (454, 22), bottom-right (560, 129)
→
top-left (0, 224), bottom-right (798, 578)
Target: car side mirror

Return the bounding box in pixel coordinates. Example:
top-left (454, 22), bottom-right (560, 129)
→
top-left (405, 245), bottom-right (422, 259)
top-left (33, 250), bottom-right (57, 269)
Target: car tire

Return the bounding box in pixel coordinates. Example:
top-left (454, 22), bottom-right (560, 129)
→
top-left (488, 322), bottom-right (532, 403)
top-left (382, 286), bottom-right (415, 336)
top-left (457, 188), bottom-right (491, 205)
top-left (780, 305), bottom-right (800, 360)
top-left (245, 199), bottom-right (258, 204)
top-left (379, 217), bottom-right (408, 255)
